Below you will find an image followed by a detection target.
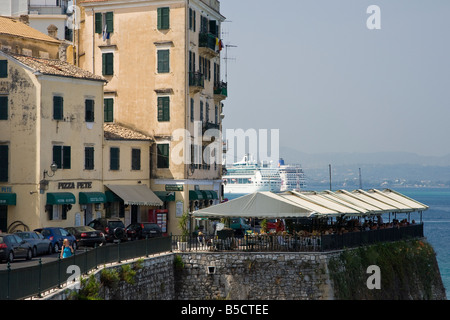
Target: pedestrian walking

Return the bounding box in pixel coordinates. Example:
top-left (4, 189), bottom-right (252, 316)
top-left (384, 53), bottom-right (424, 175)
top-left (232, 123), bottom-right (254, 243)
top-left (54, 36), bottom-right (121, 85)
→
top-left (60, 238), bottom-right (74, 259)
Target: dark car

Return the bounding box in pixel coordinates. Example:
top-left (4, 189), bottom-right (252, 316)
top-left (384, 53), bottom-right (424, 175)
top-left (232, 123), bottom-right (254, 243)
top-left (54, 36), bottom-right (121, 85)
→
top-left (125, 223), bottom-right (162, 240)
top-left (0, 233), bottom-right (33, 263)
top-left (87, 218), bottom-right (126, 243)
top-left (15, 231), bottom-right (52, 257)
top-left (34, 227), bottom-right (77, 253)
top-left (65, 226), bottom-right (106, 248)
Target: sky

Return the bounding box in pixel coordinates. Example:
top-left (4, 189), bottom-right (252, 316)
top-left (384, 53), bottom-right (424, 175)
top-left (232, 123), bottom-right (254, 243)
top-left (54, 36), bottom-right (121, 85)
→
top-left (219, 0), bottom-right (450, 159)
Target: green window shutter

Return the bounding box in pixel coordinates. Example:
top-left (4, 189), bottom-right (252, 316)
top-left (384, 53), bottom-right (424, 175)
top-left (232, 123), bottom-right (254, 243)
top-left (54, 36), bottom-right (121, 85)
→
top-left (157, 49), bottom-right (169, 73)
top-left (157, 7), bottom-right (170, 30)
top-left (131, 149), bottom-right (141, 170)
top-left (157, 97), bottom-right (170, 122)
top-left (157, 144), bottom-right (169, 169)
top-left (85, 147), bottom-right (94, 170)
top-left (53, 96), bottom-right (63, 120)
top-left (190, 98), bottom-right (194, 122)
top-left (0, 145), bottom-right (8, 182)
top-left (105, 12), bottom-right (114, 33)
top-left (95, 13), bottom-right (103, 34)
top-left (110, 147), bottom-right (120, 170)
top-left (104, 98), bottom-right (114, 122)
top-left (63, 146), bottom-right (71, 169)
top-left (53, 146), bottom-right (62, 169)
top-left (102, 53), bottom-right (114, 75)
top-left (0, 96), bottom-right (8, 120)
top-left (0, 60), bottom-right (7, 78)
top-left (85, 99), bottom-right (94, 122)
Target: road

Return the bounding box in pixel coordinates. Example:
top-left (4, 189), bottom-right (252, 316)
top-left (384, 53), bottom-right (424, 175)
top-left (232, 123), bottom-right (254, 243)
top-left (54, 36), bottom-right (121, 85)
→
top-left (0, 247), bottom-right (94, 270)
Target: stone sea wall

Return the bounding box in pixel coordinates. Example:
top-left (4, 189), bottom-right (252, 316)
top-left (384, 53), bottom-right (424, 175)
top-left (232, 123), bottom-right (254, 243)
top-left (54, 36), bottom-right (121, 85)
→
top-left (45, 240), bottom-right (446, 300)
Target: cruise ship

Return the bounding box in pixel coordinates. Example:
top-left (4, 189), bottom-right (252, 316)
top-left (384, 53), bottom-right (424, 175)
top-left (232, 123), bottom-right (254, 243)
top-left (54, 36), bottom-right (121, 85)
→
top-left (223, 155), bottom-right (306, 194)
top-left (223, 155), bottom-right (281, 194)
top-left (278, 158), bottom-right (306, 192)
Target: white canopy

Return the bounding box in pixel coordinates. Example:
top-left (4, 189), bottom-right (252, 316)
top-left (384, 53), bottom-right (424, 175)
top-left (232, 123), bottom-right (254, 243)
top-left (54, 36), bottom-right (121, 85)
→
top-left (192, 191), bottom-right (315, 219)
top-left (192, 189), bottom-right (428, 219)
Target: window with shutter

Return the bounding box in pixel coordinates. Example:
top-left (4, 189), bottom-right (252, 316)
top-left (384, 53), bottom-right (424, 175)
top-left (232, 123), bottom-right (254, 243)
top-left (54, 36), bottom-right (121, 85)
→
top-left (63, 146), bottom-right (71, 169)
top-left (53, 145), bottom-right (71, 169)
top-left (0, 60), bottom-right (7, 78)
top-left (85, 99), bottom-right (95, 122)
top-left (157, 144), bottom-right (169, 169)
top-left (200, 101), bottom-right (204, 122)
top-left (157, 96), bottom-right (170, 122)
top-left (53, 96), bottom-right (63, 120)
top-left (95, 13), bottom-right (102, 33)
top-left (157, 7), bottom-right (170, 30)
top-left (110, 147), bottom-right (120, 170)
top-left (0, 145), bottom-right (8, 182)
top-left (131, 149), bottom-right (141, 170)
top-left (157, 49), bottom-right (170, 73)
top-left (190, 98), bottom-right (194, 122)
top-left (105, 12), bottom-right (114, 33)
top-left (104, 98), bottom-right (114, 122)
top-left (102, 53), bottom-right (114, 75)
top-left (0, 96), bottom-right (8, 120)
top-left (85, 147), bottom-right (94, 170)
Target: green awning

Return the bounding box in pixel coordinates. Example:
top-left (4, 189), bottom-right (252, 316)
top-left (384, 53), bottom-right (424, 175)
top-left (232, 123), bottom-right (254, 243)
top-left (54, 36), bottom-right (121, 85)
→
top-left (189, 190), bottom-right (204, 200)
top-left (0, 193), bottom-right (16, 205)
top-left (79, 192), bottom-right (106, 204)
top-left (201, 190), bottom-right (213, 200)
top-left (105, 190), bottom-right (121, 202)
top-left (47, 192), bottom-right (76, 205)
top-left (155, 191), bottom-right (176, 202)
top-left (210, 190), bottom-right (218, 200)
top-left (201, 190), bottom-right (218, 200)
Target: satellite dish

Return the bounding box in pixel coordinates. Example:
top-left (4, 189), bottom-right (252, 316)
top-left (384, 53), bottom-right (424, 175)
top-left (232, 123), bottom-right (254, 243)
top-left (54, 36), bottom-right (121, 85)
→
top-left (216, 223), bottom-right (224, 231)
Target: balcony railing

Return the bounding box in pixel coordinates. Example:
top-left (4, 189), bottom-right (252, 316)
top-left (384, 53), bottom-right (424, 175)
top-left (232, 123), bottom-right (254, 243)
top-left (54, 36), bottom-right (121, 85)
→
top-left (214, 81), bottom-right (227, 100)
top-left (199, 32), bottom-right (219, 57)
top-left (189, 72), bottom-right (204, 94)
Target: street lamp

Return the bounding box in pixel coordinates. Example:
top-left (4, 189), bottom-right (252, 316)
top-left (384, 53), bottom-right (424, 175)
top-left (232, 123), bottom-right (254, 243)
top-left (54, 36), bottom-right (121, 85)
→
top-left (43, 162), bottom-right (58, 179)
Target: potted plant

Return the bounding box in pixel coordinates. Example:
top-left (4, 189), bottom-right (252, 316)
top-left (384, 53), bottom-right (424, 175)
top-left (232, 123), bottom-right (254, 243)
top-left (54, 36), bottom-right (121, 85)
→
top-left (177, 210), bottom-right (190, 251)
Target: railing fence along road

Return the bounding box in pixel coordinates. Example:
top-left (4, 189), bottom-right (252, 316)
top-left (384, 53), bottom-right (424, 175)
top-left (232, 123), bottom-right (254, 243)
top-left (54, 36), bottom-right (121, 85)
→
top-left (0, 236), bottom-right (171, 300)
top-left (0, 224), bottom-right (423, 300)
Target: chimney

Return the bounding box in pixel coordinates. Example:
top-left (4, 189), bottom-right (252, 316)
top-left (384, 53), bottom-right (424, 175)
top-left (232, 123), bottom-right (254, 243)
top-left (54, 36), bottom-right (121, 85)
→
top-left (47, 24), bottom-right (58, 39)
top-left (19, 15), bottom-right (29, 25)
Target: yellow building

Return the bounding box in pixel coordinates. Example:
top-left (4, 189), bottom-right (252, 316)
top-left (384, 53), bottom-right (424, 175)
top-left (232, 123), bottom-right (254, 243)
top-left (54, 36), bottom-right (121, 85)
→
top-left (0, 50), bottom-right (106, 232)
top-left (0, 15), bottom-right (61, 59)
top-left (79, 0), bottom-right (227, 234)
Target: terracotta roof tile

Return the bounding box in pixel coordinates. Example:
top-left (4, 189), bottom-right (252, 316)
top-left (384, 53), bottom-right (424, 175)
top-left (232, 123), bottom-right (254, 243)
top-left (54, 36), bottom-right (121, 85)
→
top-left (5, 51), bottom-right (105, 82)
top-left (0, 16), bottom-right (60, 43)
top-left (104, 123), bottom-right (154, 141)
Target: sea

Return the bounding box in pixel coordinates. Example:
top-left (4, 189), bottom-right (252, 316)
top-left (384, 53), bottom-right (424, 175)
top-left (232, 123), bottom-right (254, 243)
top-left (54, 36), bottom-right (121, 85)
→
top-left (225, 187), bottom-right (450, 299)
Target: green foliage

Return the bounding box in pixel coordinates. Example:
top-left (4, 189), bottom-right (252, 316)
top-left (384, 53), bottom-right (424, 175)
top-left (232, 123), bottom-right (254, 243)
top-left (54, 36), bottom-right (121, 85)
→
top-left (100, 268), bottom-right (120, 289)
top-left (174, 254), bottom-right (184, 270)
top-left (178, 210), bottom-right (190, 240)
top-left (70, 275), bottom-right (102, 300)
top-left (328, 240), bottom-right (439, 300)
top-left (120, 264), bottom-right (137, 285)
top-left (260, 219), bottom-right (268, 233)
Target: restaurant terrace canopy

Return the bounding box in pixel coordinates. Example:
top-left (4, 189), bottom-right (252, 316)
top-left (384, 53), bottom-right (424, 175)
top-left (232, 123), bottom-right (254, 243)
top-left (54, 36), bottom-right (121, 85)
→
top-left (192, 189), bottom-right (428, 219)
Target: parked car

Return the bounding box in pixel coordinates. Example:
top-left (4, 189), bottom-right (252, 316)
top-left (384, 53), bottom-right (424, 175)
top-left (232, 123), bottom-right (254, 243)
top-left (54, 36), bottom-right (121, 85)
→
top-left (15, 231), bottom-right (52, 256)
top-left (125, 223), bottom-right (162, 240)
top-left (65, 226), bottom-right (106, 248)
top-left (0, 233), bottom-right (33, 263)
top-left (34, 227), bottom-right (77, 253)
top-left (87, 218), bottom-right (126, 243)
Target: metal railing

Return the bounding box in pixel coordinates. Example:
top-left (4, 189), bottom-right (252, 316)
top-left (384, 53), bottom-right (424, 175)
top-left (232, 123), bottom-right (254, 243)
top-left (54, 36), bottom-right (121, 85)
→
top-left (172, 224), bottom-right (424, 253)
top-left (0, 236), bottom-right (171, 300)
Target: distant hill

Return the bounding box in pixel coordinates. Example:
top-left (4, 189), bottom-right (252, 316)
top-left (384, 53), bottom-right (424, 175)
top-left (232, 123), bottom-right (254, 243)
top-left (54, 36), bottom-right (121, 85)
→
top-left (280, 146), bottom-right (450, 189)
